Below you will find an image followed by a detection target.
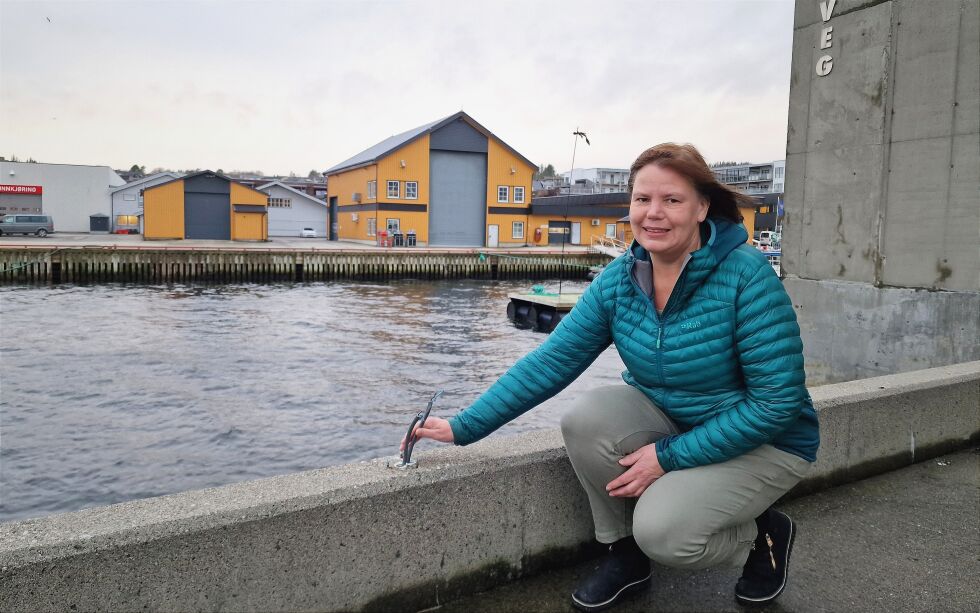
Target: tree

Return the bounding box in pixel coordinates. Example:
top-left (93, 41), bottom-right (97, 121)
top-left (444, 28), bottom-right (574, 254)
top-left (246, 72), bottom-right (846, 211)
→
top-left (534, 163), bottom-right (557, 180)
top-left (308, 169), bottom-right (323, 180)
top-left (129, 164), bottom-right (146, 174)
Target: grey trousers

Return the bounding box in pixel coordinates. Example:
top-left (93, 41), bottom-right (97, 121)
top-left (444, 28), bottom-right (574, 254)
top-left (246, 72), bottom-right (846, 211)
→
top-left (560, 385), bottom-right (811, 570)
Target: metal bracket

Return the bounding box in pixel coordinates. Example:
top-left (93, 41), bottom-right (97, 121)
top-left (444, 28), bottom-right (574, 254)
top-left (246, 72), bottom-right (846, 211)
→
top-left (388, 390), bottom-right (444, 469)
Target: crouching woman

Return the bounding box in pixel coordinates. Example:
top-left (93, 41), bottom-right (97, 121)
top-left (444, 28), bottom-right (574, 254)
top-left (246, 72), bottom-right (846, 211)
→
top-left (409, 143), bottom-right (820, 611)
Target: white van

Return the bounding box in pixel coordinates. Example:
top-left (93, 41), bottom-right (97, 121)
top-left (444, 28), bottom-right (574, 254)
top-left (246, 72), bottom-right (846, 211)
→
top-left (758, 231), bottom-right (779, 249)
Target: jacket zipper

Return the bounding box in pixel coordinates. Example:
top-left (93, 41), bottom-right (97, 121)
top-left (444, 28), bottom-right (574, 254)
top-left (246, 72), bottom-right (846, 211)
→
top-left (627, 254), bottom-right (692, 399)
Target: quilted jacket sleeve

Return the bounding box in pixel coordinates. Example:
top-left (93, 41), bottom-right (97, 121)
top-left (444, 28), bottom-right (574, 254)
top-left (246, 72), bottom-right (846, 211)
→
top-left (655, 260), bottom-right (806, 471)
top-left (448, 270), bottom-right (616, 446)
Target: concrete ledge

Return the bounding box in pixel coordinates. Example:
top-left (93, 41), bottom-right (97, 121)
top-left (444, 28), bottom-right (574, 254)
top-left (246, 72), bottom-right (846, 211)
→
top-left (2, 361), bottom-right (978, 612)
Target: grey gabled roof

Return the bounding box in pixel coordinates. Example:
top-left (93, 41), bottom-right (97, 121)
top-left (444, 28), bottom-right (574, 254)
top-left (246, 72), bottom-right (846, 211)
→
top-left (110, 172), bottom-right (181, 193)
top-left (325, 111), bottom-right (537, 175)
top-left (256, 181), bottom-right (327, 207)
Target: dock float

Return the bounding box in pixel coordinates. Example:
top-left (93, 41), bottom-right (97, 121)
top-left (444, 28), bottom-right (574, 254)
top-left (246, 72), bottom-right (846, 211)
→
top-left (507, 290), bottom-right (582, 333)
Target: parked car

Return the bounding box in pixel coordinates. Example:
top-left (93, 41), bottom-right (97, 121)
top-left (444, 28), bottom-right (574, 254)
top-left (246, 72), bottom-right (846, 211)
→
top-left (758, 230), bottom-right (780, 249)
top-left (301, 227), bottom-right (317, 238)
top-left (0, 214), bottom-right (55, 237)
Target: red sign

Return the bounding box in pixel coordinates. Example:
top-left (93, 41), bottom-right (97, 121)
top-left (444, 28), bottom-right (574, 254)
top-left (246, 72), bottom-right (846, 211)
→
top-left (0, 184), bottom-right (43, 195)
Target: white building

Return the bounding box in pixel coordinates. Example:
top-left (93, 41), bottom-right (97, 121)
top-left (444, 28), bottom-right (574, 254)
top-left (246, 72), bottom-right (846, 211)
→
top-left (711, 160), bottom-right (785, 195)
top-left (0, 161), bottom-right (125, 232)
top-left (772, 160), bottom-right (786, 193)
top-left (109, 172), bottom-right (181, 233)
top-left (256, 181), bottom-right (328, 238)
top-left (559, 167), bottom-right (630, 194)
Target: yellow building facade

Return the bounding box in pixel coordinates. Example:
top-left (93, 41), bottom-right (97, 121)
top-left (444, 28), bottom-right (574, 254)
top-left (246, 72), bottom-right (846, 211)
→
top-left (326, 112), bottom-right (536, 247)
top-left (143, 171), bottom-right (267, 241)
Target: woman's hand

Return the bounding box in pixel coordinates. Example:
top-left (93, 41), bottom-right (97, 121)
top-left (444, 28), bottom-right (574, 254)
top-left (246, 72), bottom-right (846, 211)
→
top-left (605, 443), bottom-right (666, 498)
top-left (400, 416), bottom-right (454, 452)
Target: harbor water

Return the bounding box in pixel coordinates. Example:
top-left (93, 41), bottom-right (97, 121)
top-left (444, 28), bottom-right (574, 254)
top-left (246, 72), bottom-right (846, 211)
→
top-left (0, 280), bottom-right (626, 523)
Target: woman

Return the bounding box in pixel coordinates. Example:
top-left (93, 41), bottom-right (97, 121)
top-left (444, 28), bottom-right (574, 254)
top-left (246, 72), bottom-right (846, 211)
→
top-left (408, 143), bottom-right (820, 611)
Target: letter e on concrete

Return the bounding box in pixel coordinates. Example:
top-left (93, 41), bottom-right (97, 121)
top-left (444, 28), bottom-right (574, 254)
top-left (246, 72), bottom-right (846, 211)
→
top-left (820, 26), bottom-right (834, 49)
top-left (816, 54), bottom-right (834, 76)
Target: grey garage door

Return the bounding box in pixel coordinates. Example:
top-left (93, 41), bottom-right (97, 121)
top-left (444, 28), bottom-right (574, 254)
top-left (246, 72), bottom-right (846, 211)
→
top-left (184, 174), bottom-right (230, 240)
top-left (429, 151), bottom-right (487, 247)
top-left (185, 192), bottom-right (230, 239)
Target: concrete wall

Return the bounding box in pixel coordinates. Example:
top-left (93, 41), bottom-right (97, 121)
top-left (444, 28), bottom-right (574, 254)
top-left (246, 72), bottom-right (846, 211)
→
top-left (2, 361), bottom-right (977, 613)
top-left (789, 277), bottom-right (980, 384)
top-left (0, 161), bottom-right (125, 232)
top-left (784, 0), bottom-right (979, 382)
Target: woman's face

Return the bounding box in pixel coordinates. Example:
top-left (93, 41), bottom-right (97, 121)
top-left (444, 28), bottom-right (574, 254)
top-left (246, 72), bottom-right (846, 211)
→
top-left (629, 163), bottom-right (708, 262)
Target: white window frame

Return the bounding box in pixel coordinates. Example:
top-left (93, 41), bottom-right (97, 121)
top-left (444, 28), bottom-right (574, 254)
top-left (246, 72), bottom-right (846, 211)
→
top-left (367, 180), bottom-right (377, 200)
top-left (405, 181), bottom-right (418, 200)
top-left (386, 218), bottom-right (401, 233)
top-left (497, 185), bottom-right (509, 203)
top-left (367, 217), bottom-right (377, 236)
top-left (387, 180), bottom-right (400, 199)
top-left (512, 221), bottom-right (525, 239)
top-left (605, 223), bottom-right (616, 238)
top-left (513, 186), bottom-right (525, 203)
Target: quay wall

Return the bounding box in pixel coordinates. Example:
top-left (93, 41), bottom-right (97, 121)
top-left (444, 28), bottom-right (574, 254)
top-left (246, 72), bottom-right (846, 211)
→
top-left (2, 361), bottom-right (978, 612)
top-left (0, 246), bottom-right (605, 283)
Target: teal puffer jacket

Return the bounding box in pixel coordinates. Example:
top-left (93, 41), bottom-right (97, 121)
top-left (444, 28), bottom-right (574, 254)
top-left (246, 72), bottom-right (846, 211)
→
top-left (449, 218), bottom-right (820, 471)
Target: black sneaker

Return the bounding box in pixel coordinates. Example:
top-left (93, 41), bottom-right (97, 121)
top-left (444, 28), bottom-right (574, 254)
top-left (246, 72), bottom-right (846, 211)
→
top-left (571, 537), bottom-right (651, 612)
top-left (735, 508), bottom-right (796, 607)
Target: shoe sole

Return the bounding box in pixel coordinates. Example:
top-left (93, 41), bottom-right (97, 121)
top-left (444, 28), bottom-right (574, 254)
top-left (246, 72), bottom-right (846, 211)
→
top-left (570, 574), bottom-right (652, 612)
top-left (734, 514), bottom-right (796, 607)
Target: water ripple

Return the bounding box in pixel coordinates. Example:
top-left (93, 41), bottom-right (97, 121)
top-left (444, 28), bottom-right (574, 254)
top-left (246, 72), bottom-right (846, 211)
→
top-left (0, 279), bottom-right (625, 523)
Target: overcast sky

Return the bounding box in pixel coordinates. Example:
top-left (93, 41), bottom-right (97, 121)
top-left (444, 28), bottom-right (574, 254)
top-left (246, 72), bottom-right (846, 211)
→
top-left (1, 0), bottom-right (795, 175)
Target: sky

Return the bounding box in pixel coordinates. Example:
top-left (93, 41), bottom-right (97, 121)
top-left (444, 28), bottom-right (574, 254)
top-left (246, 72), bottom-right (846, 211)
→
top-left (0, 0), bottom-right (796, 176)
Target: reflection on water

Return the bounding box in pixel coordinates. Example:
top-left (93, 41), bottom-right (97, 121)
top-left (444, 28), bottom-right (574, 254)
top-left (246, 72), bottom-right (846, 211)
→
top-left (0, 280), bottom-right (625, 522)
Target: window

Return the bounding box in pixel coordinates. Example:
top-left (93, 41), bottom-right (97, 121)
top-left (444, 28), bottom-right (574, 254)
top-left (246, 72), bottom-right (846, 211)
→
top-left (367, 180), bottom-right (377, 199)
top-left (512, 221), bottom-right (525, 239)
top-left (497, 185), bottom-right (509, 203)
top-left (367, 217), bottom-right (376, 236)
top-left (606, 223), bottom-right (616, 238)
top-left (116, 215), bottom-right (138, 226)
top-left (387, 180), bottom-right (400, 198)
top-left (513, 186), bottom-right (525, 203)
top-left (386, 218), bottom-right (400, 232)
top-left (775, 167), bottom-right (784, 178)
top-left (268, 197), bottom-right (291, 208)
top-left (405, 181), bottom-right (418, 199)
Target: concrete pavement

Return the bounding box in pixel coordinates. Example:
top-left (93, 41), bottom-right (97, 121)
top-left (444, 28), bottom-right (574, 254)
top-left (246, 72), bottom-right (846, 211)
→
top-left (440, 447), bottom-right (980, 613)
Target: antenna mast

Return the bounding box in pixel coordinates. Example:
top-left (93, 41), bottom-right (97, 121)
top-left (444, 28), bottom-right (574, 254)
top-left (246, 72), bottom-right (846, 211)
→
top-left (559, 128), bottom-right (589, 296)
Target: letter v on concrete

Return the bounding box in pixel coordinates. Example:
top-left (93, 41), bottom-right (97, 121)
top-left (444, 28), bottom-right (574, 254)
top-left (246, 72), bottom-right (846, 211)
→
top-left (820, 0), bottom-right (837, 22)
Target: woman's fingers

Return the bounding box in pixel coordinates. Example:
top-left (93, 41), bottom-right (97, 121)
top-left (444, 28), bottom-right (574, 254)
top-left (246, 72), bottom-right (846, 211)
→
top-left (606, 463), bottom-right (640, 492)
top-left (403, 416), bottom-right (454, 446)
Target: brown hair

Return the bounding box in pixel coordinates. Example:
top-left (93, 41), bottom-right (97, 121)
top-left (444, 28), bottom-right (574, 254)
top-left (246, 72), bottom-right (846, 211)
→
top-left (627, 143), bottom-right (752, 224)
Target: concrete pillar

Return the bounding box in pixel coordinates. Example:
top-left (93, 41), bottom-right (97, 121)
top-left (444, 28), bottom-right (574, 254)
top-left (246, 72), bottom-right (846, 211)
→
top-left (785, 0), bottom-right (979, 383)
